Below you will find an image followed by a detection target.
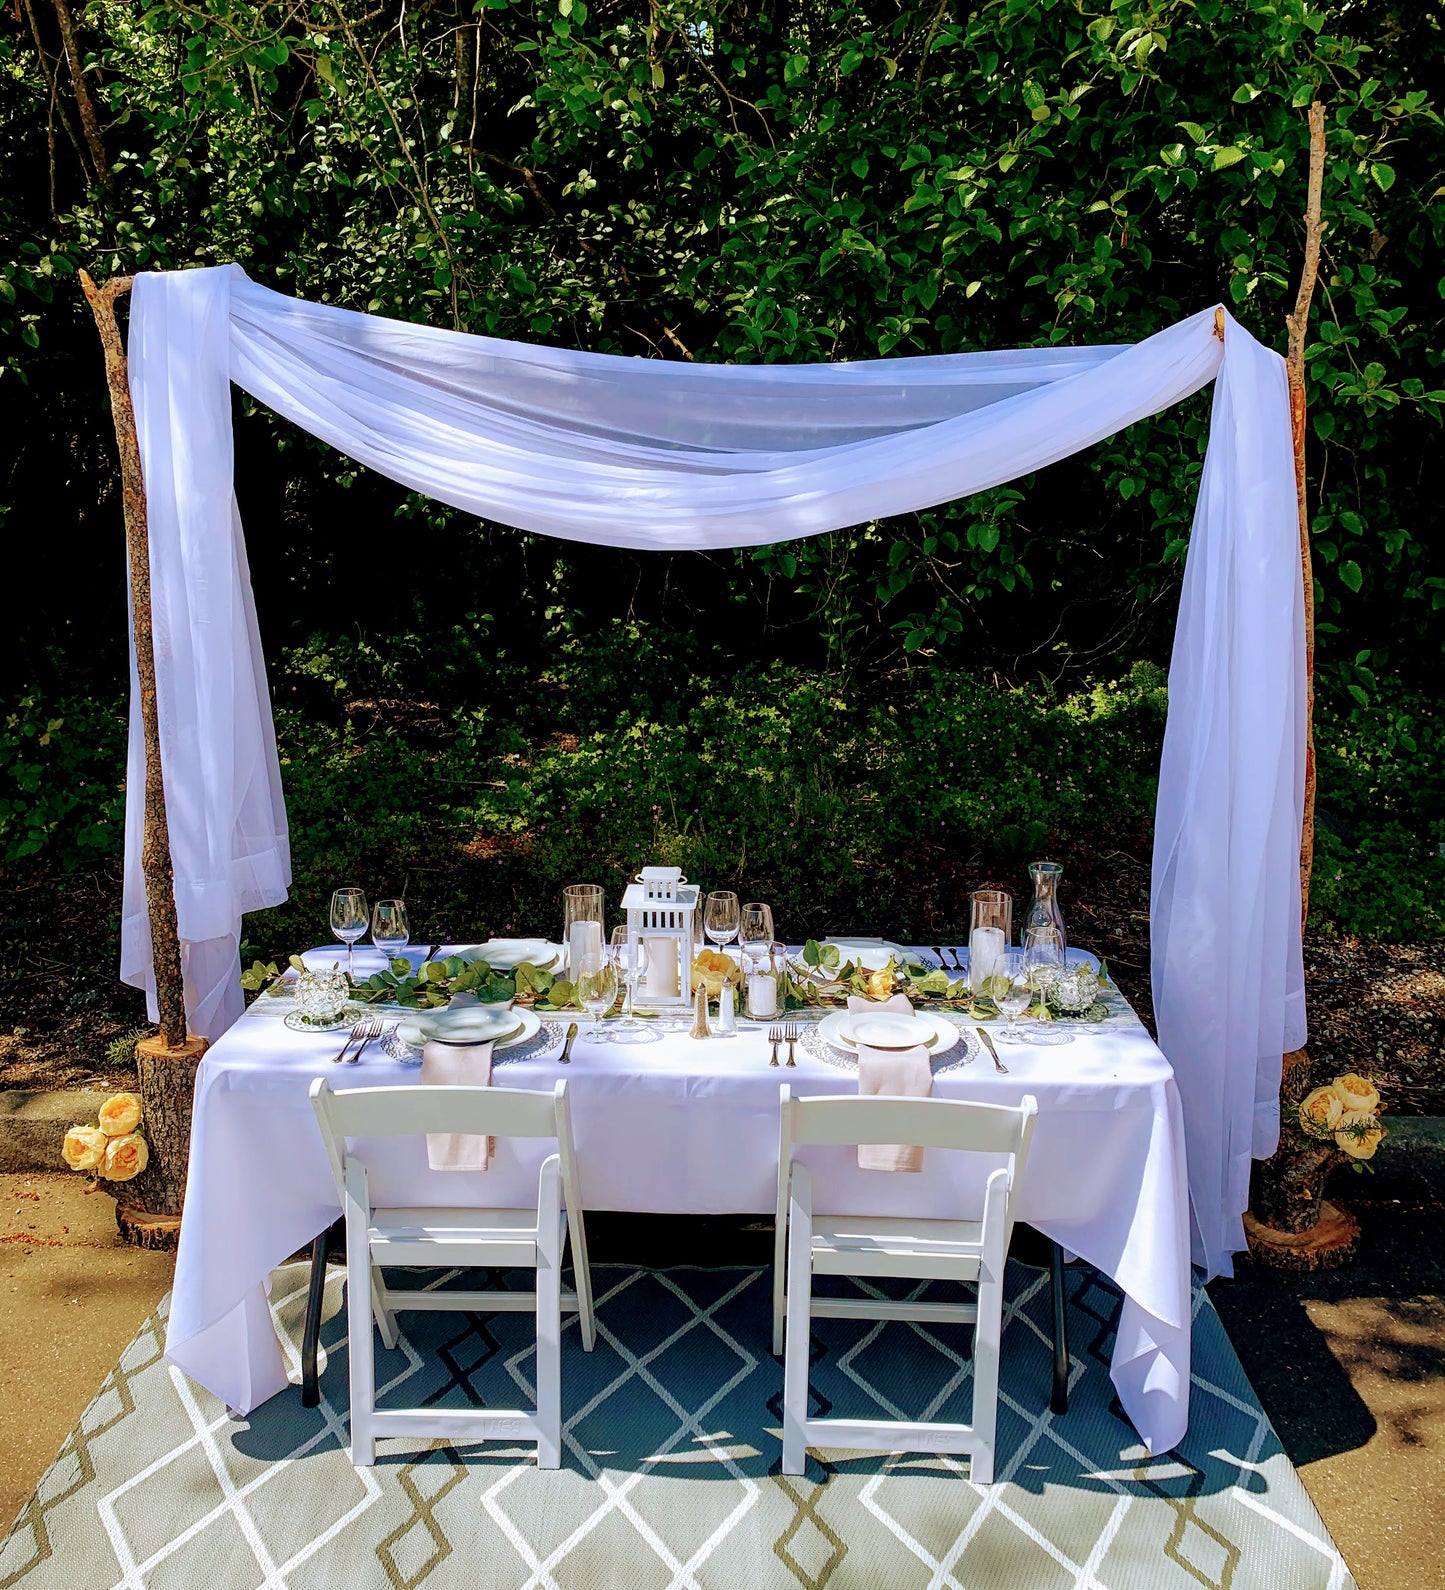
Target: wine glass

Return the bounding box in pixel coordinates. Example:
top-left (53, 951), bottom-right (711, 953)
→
top-left (330, 887), bottom-right (369, 978)
top-left (1022, 925), bottom-right (1073, 1045)
top-left (609, 926), bottom-right (650, 1031)
top-left (740, 902), bottom-right (774, 974)
top-left (704, 891), bottom-right (740, 951)
top-left (575, 947), bottom-right (617, 1041)
top-left (994, 950), bottom-right (1032, 1045)
top-left (371, 898), bottom-right (410, 968)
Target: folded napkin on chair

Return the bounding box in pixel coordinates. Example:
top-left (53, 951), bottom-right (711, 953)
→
top-left (848, 993), bottom-right (932, 1172)
top-left (420, 1040), bottom-right (495, 1170)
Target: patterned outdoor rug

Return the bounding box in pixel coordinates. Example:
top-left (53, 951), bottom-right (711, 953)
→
top-left (1, 1259), bottom-right (1354, 1590)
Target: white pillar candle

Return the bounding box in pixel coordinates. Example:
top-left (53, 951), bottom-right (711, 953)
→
top-left (748, 972), bottom-right (778, 1020)
top-left (641, 936), bottom-right (680, 998)
top-left (567, 919), bottom-right (602, 975)
top-left (968, 925), bottom-right (1005, 995)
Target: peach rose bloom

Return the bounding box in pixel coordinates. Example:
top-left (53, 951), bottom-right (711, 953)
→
top-left (691, 949), bottom-right (737, 999)
top-left (1332, 1074), bottom-right (1380, 1116)
top-left (62, 1125), bottom-right (108, 1172)
top-left (1335, 1111), bottom-right (1386, 1161)
top-left (101, 1132), bottom-right (149, 1183)
top-left (98, 1092), bottom-right (143, 1137)
top-left (1298, 1086), bottom-right (1344, 1139)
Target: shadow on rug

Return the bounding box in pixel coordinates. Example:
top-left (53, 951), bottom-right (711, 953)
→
top-left (1, 1260), bottom-right (1354, 1589)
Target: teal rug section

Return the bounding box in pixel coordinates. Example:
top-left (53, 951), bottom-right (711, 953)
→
top-left (1, 1259), bottom-right (1355, 1589)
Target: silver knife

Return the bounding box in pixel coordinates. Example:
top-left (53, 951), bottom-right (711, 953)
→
top-left (976, 1025), bottom-right (1008, 1074)
top-left (559, 1020), bottom-right (579, 1064)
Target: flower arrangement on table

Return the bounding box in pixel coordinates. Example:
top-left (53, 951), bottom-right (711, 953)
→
top-left (1298, 1074), bottom-right (1388, 1169)
top-left (60, 1092), bottom-right (149, 1184)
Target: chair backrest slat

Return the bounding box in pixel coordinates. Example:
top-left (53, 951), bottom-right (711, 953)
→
top-left (785, 1092), bottom-right (1036, 1156)
top-left (316, 1082), bottom-right (562, 1143)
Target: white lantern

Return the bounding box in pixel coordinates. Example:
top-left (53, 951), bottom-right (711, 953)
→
top-left (621, 866), bottom-right (699, 1010)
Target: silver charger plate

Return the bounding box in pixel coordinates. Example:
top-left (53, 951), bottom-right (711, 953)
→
top-left (800, 1014), bottom-right (981, 1074)
top-left (381, 1020), bottom-right (563, 1067)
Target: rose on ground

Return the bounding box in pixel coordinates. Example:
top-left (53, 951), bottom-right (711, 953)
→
top-left (101, 1132), bottom-right (149, 1182)
top-left (98, 1091), bottom-right (143, 1137)
top-left (1333, 1074), bottom-right (1381, 1116)
top-left (62, 1125), bottom-right (108, 1172)
top-left (1299, 1085), bottom-right (1344, 1139)
top-left (1335, 1111), bottom-right (1386, 1161)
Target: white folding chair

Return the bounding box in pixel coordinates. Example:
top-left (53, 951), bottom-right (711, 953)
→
top-left (309, 1077), bottom-right (595, 1468)
top-left (772, 1084), bottom-right (1037, 1482)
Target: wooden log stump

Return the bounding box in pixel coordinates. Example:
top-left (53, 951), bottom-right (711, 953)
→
top-left (1243, 1202), bottom-right (1359, 1272)
top-left (113, 1033), bottom-right (207, 1252)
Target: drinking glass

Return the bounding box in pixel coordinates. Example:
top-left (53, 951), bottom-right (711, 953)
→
top-left (1022, 925), bottom-right (1073, 1045)
top-left (562, 884), bottom-right (605, 977)
top-left (609, 926), bottom-right (650, 1030)
top-left (371, 898), bottom-right (410, 967)
top-left (994, 951), bottom-right (1032, 1045)
top-left (968, 889), bottom-right (1012, 996)
top-left (740, 901), bottom-right (774, 973)
top-left (704, 891), bottom-right (740, 950)
top-left (330, 887), bottom-right (369, 978)
top-left (575, 948), bottom-right (617, 1040)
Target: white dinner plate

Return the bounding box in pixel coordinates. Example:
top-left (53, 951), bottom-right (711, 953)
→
top-left (841, 1010), bottom-right (935, 1049)
top-left (451, 939), bottom-right (563, 972)
top-left (822, 939), bottom-right (926, 973)
top-left (817, 1009), bottom-right (960, 1056)
top-left (395, 1004), bottom-right (530, 1048)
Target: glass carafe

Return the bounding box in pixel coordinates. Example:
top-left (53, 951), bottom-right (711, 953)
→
top-left (1022, 861), bottom-right (1066, 954)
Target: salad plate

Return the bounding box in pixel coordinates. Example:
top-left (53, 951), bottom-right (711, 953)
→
top-left (395, 1004), bottom-right (533, 1049)
top-left (451, 939), bottom-right (564, 972)
top-left (817, 1009), bottom-right (960, 1057)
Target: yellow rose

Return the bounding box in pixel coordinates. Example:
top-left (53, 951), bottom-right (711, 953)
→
top-left (1298, 1086), bottom-right (1344, 1139)
top-left (62, 1125), bottom-right (108, 1172)
top-left (690, 949), bottom-right (737, 1000)
top-left (865, 968), bottom-right (896, 1001)
top-left (98, 1092), bottom-right (143, 1137)
top-left (1332, 1074), bottom-right (1380, 1116)
top-left (1335, 1111), bottom-right (1386, 1162)
top-left (101, 1132), bottom-right (149, 1183)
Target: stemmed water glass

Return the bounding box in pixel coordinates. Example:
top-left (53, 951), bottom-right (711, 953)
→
top-left (371, 898), bottom-right (410, 968)
top-left (575, 947), bottom-right (617, 1041)
top-left (609, 926), bottom-right (650, 1034)
top-left (1022, 925), bottom-right (1073, 1045)
top-left (330, 887), bottom-right (369, 978)
top-left (994, 950), bottom-right (1032, 1045)
top-left (740, 902), bottom-right (774, 972)
top-left (704, 891), bottom-right (740, 951)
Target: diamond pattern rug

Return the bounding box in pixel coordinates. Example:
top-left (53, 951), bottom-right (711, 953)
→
top-left (1, 1259), bottom-right (1354, 1589)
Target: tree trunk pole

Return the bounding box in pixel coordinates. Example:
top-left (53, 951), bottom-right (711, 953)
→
top-left (79, 270), bottom-right (187, 1049)
top-left (1246, 102), bottom-right (1343, 1269)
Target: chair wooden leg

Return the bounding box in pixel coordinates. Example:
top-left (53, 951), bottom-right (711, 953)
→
top-left (535, 1168), bottom-right (563, 1469)
top-left (344, 1163), bottom-right (376, 1467)
top-left (300, 1225), bottom-right (331, 1409)
top-left (1049, 1240), bottom-right (1069, 1416)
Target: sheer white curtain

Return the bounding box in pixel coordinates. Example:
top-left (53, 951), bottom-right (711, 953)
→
top-left (125, 264), bottom-right (1304, 1276)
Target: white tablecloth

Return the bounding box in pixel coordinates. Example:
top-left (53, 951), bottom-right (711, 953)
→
top-left (167, 948), bottom-right (1192, 1451)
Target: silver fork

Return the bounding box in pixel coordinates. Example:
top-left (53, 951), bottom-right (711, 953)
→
top-left (347, 1017), bottom-right (387, 1063)
top-left (785, 1024), bottom-right (799, 1067)
top-left (332, 1017), bottom-right (370, 1064)
top-left (768, 1026), bottom-right (782, 1066)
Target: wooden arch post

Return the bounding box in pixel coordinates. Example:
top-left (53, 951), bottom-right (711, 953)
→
top-left (1242, 103), bottom-right (1354, 1268)
top-left (81, 270), bottom-right (206, 1252)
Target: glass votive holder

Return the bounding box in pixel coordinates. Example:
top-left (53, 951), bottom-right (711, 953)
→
top-left (1050, 963), bottom-right (1099, 1015)
top-left (293, 965), bottom-right (350, 1026)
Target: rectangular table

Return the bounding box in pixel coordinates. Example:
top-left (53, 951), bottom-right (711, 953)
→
top-left (166, 947), bottom-right (1192, 1452)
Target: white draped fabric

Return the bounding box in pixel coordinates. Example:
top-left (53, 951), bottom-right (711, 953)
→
top-left (124, 263), bottom-right (1305, 1277)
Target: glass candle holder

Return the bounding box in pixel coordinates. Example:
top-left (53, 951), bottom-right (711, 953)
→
top-left (293, 966), bottom-right (349, 1026)
top-left (1050, 962), bottom-right (1099, 1015)
top-left (968, 889), bottom-right (1013, 996)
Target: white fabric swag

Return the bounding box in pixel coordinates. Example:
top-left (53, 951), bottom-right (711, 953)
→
top-left (124, 263), bottom-right (1306, 1277)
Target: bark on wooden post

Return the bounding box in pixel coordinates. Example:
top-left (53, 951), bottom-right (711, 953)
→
top-left (1244, 103), bottom-right (1358, 1269)
top-left (80, 269), bottom-right (205, 1252)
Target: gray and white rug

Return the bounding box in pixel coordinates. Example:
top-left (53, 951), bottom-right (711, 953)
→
top-left (1, 1258), bottom-right (1354, 1588)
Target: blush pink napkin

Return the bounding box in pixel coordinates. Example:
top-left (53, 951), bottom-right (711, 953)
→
top-left (420, 1040), bottom-right (495, 1171)
top-left (848, 994), bottom-right (932, 1172)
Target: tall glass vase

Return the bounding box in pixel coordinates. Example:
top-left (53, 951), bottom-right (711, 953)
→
top-left (1022, 861), bottom-right (1066, 954)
